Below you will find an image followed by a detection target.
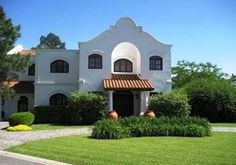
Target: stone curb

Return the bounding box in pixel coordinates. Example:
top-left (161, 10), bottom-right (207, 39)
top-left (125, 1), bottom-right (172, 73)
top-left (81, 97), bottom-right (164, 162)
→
top-left (0, 150), bottom-right (71, 165)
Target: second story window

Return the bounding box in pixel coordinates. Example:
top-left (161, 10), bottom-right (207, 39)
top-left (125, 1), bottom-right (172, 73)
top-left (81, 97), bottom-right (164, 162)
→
top-left (149, 56), bottom-right (163, 70)
top-left (50, 60), bottom-right (69, 73)
top-left (88, 54), bottom-right (102, 69)
top-left (28, 64), bottom-right (35, 76)
top-left (114, 59), bottom-right (132, 72)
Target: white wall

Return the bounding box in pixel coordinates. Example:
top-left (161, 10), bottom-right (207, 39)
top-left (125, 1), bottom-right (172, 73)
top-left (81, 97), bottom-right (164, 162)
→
top-left (34, 49), bottom-right (79, 105)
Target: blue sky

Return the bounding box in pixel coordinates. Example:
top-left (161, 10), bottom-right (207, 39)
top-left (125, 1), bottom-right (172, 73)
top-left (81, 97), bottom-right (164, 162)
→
top-left (1, 0), bottom-right (236, 75)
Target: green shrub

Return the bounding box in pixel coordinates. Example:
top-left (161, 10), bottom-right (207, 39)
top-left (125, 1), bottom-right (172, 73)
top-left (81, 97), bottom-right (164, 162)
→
top-left (8, 112), bottom-right (35, 126)
top-left (91, 116), bottom-right (211, 139)
top-left (33, 106), bottom-right (66, 123)
top-left (91, 119), bottom-right (130, 139)
top-left (184, 78), bottom-right (236, 122)
top-left (68, 92), bottom-right (107, 124)
top-left (149, 91), bottom-right (190, 117)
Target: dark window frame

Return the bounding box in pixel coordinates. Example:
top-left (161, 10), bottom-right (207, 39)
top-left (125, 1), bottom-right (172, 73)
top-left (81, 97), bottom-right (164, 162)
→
top-left (28, 64), bottom-right (35, 76)
top-left (50, 60), bottom-right (69, 73)
top-left (49, 93), bottom-right (68, 106)
top-left (88, 54), bottom-right (102, 69)
top-left (114, 59), bottom-right (133, 72)
top-left (149, 56), bottom-right (163, 70)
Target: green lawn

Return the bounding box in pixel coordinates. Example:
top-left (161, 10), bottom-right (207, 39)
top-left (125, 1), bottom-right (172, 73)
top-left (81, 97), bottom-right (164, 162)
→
top-left (31, 124), bottom-right (90, 131)
top-left (8, 133), bottom-right (236, 165)
top-left (210, 123), bottom-right (236, 127)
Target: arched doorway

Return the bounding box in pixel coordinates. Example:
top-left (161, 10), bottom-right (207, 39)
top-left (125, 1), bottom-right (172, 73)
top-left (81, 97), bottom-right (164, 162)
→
top-left (18, 96), bottom-right (28, 112)
top-left (113, 91), bottom-right (134, 117)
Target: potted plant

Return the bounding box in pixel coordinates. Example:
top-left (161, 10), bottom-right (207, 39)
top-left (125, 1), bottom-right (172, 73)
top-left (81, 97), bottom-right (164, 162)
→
top-left (144, 110), bottom-right (155, 119)
top-left (107, 111), bottom-right (118, 121)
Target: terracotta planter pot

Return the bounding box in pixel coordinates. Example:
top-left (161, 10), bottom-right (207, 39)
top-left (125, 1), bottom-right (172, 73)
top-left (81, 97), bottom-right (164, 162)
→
top-left (107, 111), bottom-right (118, 121)
top-left (144, 110), bottom-right (156, 119)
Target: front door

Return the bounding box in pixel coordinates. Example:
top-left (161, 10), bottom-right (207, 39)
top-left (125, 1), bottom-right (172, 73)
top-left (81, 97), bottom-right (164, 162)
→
top-left (18, 96), bottom-right (28, 112)
top-left (113, 91), bottom-right (134, 117)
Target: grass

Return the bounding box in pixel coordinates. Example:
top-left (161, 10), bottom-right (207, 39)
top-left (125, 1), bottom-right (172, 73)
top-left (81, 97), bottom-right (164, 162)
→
top-left (31, 124), bottom-right (90, 131)
top-left (210, 123), bottom-right (236, 127)
top-left (8, 133), bottom-right (236, 165)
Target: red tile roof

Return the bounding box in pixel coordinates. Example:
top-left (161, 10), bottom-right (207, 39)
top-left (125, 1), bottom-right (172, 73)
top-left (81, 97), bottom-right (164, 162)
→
top-left (19, 49), bottom-right (36, 56)
top-left (104, 74), bottom-right (154, 91)
top-left (0, 81), bottom-right (34, 93)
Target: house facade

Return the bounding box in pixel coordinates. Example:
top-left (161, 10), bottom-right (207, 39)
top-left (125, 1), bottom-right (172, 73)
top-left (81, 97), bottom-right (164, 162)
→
top-left (0, 17), bottom-right (172, 120)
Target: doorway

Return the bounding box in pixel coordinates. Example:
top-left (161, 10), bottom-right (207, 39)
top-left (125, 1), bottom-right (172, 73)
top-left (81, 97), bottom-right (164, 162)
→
top-left (113, 91), bottom-right (134, 117)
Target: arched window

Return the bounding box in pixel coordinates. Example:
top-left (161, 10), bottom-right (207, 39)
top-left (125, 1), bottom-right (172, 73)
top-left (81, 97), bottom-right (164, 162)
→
top-left (149, 56), bottom-right (163, 70)
top-left (28, 64), bottom-right (35, 76)
top-left (50, 60), bottom-right (69, 73)
top-left (114, 59), bottom-right (132, 72)
top-left (88, 54), bottom-right (102, 69)
top-left (49, 93), bottom-right (68, 106)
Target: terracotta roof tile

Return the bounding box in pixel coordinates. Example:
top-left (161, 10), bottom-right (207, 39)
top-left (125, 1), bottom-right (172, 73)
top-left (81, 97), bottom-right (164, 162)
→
top-left (0, 81), bottom-right (34, 93)
top-left (104, 74), bottom-right (154, 91)
top-left (19, 49), bottom-right (36, 56)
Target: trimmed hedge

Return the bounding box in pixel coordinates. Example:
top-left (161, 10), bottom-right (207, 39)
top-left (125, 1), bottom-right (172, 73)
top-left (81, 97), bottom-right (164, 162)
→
top-left (8, 112), bottom-right (35, 126)
top-left (33, 106), bottom-right (66, 123)
top-left (149, 91), bottom-right (190, 117)
top-left (184, 78), bottom-right (236, 122)
top-left (91, 116), bottom-right (211, 139)
top-left (68, 92), bottom-right (107, 124)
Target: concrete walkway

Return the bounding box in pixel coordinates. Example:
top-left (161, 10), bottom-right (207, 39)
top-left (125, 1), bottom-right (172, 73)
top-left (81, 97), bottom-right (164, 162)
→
top-left (211, 127), bottom-right (236, 132)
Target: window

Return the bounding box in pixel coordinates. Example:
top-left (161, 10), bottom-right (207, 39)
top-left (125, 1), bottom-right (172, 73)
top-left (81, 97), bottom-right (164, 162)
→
top-left (114, 59), bottom-right (132, 72)
top-left (88, 54), bottom-right (102, 69)
top-left (149, 56), bottom-right (163, 70)
top-left (28, 64), bottom-right (35, 76)
top-left (1, 95), bottom-right (4, 105)
top-left (50, 93), bottom-right (68, 106)
top-left (50, 60), bottom-right (69, 73)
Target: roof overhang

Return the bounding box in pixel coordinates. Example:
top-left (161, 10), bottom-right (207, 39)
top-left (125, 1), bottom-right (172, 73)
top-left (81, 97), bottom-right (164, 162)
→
top-left (104, 74), bottom-right (154, 91)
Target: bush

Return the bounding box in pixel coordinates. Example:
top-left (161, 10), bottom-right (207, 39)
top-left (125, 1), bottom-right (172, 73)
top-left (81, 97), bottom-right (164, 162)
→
top-left (92, 116), bottom-right (211, 139)
top-left (68, 92), bottom-right (107, 124)
top-left (8, 112), bottom-right (35, 126)
top-left (149, 91), bottom-right (190, 117)
top-left (7, 124), bottom-right (32, 131)
top-left (184, 79), bottom-right (236, 122)
top-left (33, 106), bottom-right (66, 123)
top-left (91, 119), bottom-right (130, 139)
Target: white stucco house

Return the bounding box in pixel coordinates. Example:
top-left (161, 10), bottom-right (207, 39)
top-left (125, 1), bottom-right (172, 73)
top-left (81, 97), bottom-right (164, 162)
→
top-left (0, 17), bottom-right (172, 120)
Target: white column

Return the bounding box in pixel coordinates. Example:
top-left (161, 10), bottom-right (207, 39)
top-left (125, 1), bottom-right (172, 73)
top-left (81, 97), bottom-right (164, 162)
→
top-left (108, 91), bottom-right (113, 111)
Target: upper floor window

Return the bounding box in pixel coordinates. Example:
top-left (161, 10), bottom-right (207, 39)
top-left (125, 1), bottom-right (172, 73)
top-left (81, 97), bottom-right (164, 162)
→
top-left (49, 93), bottom-right (68, 106)
top-left (88, 54), bottom-right (102, 69)
top-left (50, 60), bottom-right (69, 73)
top-left (149, 56), bottom-right (163, 70)
top-left (28, 64), bottom-right (35, 76)
top-left (114, 59), bottom-right (132, 72)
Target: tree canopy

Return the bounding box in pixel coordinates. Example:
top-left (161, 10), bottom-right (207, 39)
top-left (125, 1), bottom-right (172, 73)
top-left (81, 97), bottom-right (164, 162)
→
top-left (172, 60), bottom-right (227, 89)
top-left (35, 33), bottom-right (65, 49)
top-left (0, 6), bottom-right (30, 87)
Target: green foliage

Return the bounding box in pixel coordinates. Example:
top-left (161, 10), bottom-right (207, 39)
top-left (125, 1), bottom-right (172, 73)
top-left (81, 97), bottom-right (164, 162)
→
top-left (149, 91), bottom-right (190, 117)
top-left (184, 78), bottom-right (236, 122)
top-left (91, 119), bottom-right (130, 139)
top-left (35, 33), bottom-right (65, 49)
top-left (0, 6), bottom-right (30, 87)
top-left (8, 112), bottom-right (35, 126)
top-left (172, 60), bottom-right (227, 89)
top-left (68, 92), bottom-right (107, 124)
top-left (92, 116), bottom-right (211, 139)
top-left (33, 106), bottom-right (66, 123)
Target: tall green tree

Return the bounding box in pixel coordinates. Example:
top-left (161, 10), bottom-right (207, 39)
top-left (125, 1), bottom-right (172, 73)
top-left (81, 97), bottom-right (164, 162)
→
top-left (172, 60), bottom-right (227, 89)
top-left (35, 33), bottom-right (65, 49)
top-left (0, 6), bottom-right (30, 88)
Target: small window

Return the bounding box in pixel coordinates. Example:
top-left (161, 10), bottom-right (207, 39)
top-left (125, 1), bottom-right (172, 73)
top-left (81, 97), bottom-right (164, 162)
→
top-left (50, 60), bottom-right (69, 73)
top-left (1, 95), bottom-right (4, 105)
top-left (88, 54), bottom-right (102, 69)
top-left (150, 56), bottom-right (163, 70)
top-left (28, 64), bottom-right (35, 76)
top-left (50, 93), bottom-right (68, 106)
top-left (114, 59), bottom-right (132, 72)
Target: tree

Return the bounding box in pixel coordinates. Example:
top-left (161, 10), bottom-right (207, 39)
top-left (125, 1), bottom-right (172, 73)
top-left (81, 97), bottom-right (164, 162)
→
top-left (172, 60), bottom-right (227, 89)
top-left (35, 33), bottom-right (65, 49)
top-left (0, 6), bottom-right (30, 89)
